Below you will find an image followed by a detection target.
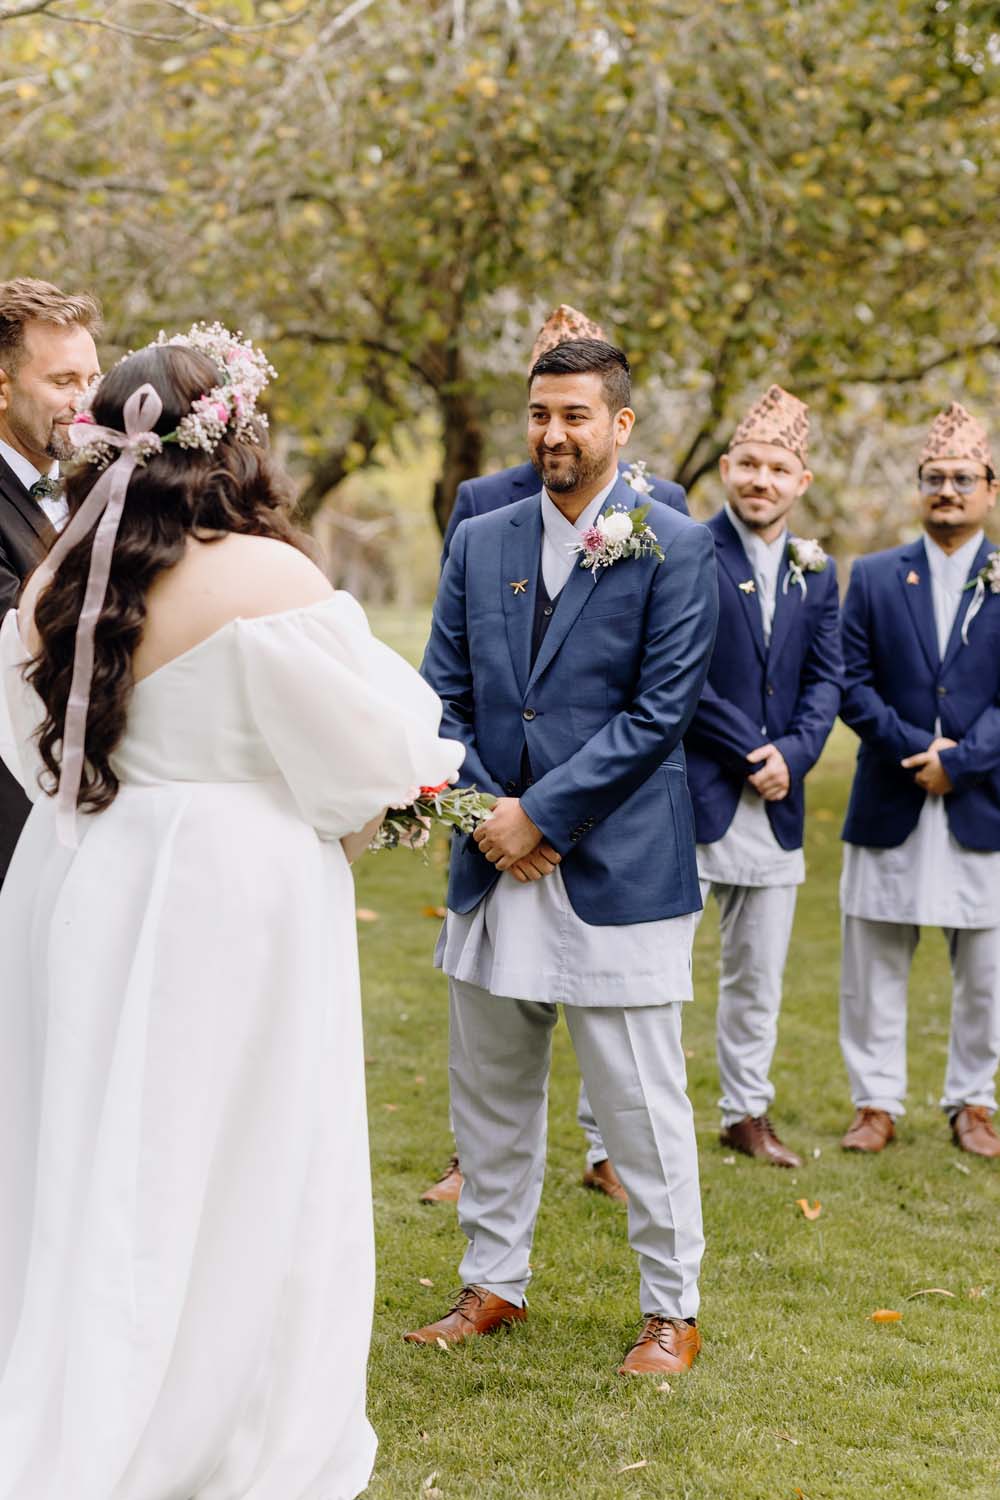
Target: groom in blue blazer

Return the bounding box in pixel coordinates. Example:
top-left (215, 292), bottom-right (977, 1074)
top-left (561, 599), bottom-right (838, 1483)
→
top-left (440, 303), bottom-right (687, 567)
top-left (410, 339), bottom-right (718, 1376)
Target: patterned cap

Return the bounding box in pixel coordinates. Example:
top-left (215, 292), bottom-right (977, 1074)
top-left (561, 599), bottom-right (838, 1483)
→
top-left (530, 304), bottom-right (606, 366)
top-left (919, 402), bottom-right (992, 471)
top-left (729, 385), bottom-right (810, 465)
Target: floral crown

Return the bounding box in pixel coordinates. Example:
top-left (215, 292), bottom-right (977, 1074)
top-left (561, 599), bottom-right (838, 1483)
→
top-left (70, 321), bottom-right (277, 469)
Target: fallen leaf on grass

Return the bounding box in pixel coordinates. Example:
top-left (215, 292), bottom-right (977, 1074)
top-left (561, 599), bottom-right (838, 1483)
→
top-left (657, 1380), bottom-right (672, 1395)
top-left (418, 1277), bottom-right (434, 1288)
top-left (356, 907), bottom-right (379, 922)
top-left (951, 1160), bottom-right (971, 1175)
top-left (434, 1336), bottom-right (449, 1352)
top-left (774, 1431), bottom-right (799, 1445)
top-left (384, 1103), bottom-right (399, 1112)
top-left (414, 1075), bottom-right (426, 1085)
top-left (422, 1472), bottom-right (442, 1497)
top-left (420, 1431), bottom-right (430, 1443)
top-left (904, 1288), bottom-right (955, 1300)
top-left (616, 1460), bottom-right (649, 1474)
top-left (722, 1156), bottom-right (736, 1165)
top-left (796, 1199), bottom-right (822, 1220)
top-left (812, 1147), bottom-right (822, 1159)
top-left (968, 1286), bottom-right (986, 1299)
top-left (683, 1047), bottom-right (696, 1058)
top-left (870, 1309), bottom-right (902, 1323)
top-left (422, 905), bottom-right (447, 919)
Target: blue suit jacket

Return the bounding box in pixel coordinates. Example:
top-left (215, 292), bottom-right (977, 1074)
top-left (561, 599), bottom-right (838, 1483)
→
top-left (442, 459), bottom-right (688, 562)
top-left (684, 510), bottom-right (842, 850)
top-left (421, 476), bottom-right (718, 925)
top-left (841, 534), bottom-right (1000, 850)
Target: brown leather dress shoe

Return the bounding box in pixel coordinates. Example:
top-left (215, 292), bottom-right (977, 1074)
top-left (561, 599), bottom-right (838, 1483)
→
top-left (582, 1157), bottom-right (628, 1203)
top-left (840, 1107), bottom-right (895, 1152)
top-left (618, 1317), bottom-right (700, 1376)
top-left (951, 1105), bottom-right (1000, 1159)
top-left (404, 1285), bottom-right (526, 1345)
top-left (720, 1114), bottom-right (802, 1168)
top-left (419, 1154), bottom-right (463, 1204)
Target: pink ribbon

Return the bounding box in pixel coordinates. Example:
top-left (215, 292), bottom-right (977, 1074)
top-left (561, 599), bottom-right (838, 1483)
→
top-left (35, 382), bottom-right (163, 848)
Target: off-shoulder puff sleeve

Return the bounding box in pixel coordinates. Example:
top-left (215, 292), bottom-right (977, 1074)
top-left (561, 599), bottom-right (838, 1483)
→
top-left (237, 594), bottom-right (465, 839)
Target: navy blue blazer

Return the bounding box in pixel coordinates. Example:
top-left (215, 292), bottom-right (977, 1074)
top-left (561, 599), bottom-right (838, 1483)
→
top-left (442, 459), bottom-right (688, 562)
top-left (841, 534), bottom-right (1000, 851)
top-left (684, 510), bottom-right (842, 850)
top-left (421, 476), bottom-right (718, 925)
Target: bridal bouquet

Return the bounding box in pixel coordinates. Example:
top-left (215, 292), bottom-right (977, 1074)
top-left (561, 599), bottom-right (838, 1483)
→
top-left (368, 782), bottom-right (495, 852)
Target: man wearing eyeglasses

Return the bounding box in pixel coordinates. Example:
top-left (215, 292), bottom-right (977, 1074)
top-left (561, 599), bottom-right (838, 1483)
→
top-left (838, 403), bottom-right (1000, 1158)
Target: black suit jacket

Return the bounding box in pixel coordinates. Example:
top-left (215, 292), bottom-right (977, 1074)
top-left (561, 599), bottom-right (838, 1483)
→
top-left (0, 453), bottom-right (53, 879)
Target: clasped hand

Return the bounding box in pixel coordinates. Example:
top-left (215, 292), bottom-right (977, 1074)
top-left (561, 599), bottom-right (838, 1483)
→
top-left (746, 743), bottom-right (790, 801)
top-left (473, 796), bottom-right (562, 883)
top-left (900, 737), bottom-right (956, 796)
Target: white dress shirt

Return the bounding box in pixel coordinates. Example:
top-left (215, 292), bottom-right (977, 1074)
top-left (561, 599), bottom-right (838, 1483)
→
top-left (696, 503), bottom-right (805, 888)
top-left (437, 483), bottom-right (697, 1006)
top-left (841, 529), bottom-right (1000, 929)
top-left (0, 437), bottom-right (68, 531)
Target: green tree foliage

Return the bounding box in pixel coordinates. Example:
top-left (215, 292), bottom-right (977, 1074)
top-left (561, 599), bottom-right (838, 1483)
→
top-left (1, 0), bottom-right (997, 539)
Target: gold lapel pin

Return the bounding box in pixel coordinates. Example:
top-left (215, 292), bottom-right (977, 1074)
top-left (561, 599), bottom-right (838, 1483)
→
top-left (906, 570), bottom-right (920, 585)
top-left (738, 579), bottom-right (756, 594)
top-left (509, 579), bottom-right (529, 595)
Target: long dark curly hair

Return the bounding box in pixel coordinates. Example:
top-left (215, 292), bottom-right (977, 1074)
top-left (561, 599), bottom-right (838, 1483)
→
top-left (28, 342), bottom-right (310, 814)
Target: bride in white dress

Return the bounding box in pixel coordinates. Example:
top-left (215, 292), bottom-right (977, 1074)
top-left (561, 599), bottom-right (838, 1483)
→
top-left (0, 332), bottom-right (463, 1500)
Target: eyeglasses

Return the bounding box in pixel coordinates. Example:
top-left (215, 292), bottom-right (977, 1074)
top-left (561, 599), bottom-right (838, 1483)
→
top-left (918, 470), bottom-right (988, 496)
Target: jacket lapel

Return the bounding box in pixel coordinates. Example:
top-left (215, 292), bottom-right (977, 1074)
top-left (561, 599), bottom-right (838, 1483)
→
top-left (767, 543), bottom-right (801, 668)
top-left (940, 534), bottom-right (995, 675)
top-left (898, 538), bottom-right (939, 675)
top-left (713, 510), bottom-right (766, 664)
top-left (524, 475), bottom-right (635, 692)
top-left (0, 454), bottom-right (52, 544)
top-left (501, 497), bottom-right (542, 696)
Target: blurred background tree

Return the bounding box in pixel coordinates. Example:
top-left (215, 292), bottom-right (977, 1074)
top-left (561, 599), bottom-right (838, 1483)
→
top-left (2, 0), bottom-right (998, 598)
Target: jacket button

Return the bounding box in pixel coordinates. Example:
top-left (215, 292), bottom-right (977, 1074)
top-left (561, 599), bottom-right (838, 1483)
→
top-left (766, 683), bottom-right (775, 696)
top-left (543, 605), bottom-right (554, 617)
top-left (937, 685), bottom-right (947, 697)
top-left (522, 708), bottom-right (536, 721)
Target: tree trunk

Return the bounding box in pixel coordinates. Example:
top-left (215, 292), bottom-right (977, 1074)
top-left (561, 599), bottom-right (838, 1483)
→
top-left (431, 376), bottom-right (484, 538)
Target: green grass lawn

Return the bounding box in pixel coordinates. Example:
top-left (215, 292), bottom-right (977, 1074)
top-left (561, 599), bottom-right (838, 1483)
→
top-left (355, 609), bottom-right (1000, 1500)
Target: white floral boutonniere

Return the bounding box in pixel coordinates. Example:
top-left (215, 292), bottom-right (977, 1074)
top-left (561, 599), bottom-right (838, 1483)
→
top-left (622, 459), bottom-right (655, 496)
top-left (960, 549), bottom-right (1000, 644)
top-left (783, 537), bottom-right (829, 596)
top-left (568, 503), bottom-right (664, 575)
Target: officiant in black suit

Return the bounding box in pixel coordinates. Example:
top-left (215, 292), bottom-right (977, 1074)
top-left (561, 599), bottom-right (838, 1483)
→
top-left (0, 278), bottom-right (101, 882)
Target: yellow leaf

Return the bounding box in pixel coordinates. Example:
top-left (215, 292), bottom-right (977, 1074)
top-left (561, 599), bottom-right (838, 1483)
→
top-left (356, 908), bottom-right (379, 922)
top-left (419, 1277), bottom-right (434, 1287)
top-left (617, 1460), bottom-right (649, 1474)
top-left (904, 1288), bottom-right (954, 1299)
top-left (434, 1336), bottom-right (449, 1351)
top-left (870, 1309), bottom-right (902, 1323)
top-left (796, 1199), bottom-right (822, 1220)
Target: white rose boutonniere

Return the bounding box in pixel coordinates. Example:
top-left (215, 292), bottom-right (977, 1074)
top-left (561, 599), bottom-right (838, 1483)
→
top-left (784, 537), bottom-right (829, 596)
top-left (622, 459), bottom-right (655, 496)
top-left (960, 548), bottom-right (1000, 644)
top-left (568, 503), bottom-right (665, 575)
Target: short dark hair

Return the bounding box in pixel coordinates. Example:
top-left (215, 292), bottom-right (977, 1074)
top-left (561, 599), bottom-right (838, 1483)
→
top-left (528, 337), bottom-right (631, 414)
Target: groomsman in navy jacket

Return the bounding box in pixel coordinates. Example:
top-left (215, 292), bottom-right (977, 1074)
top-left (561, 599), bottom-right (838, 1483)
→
top-left (684, 387), bottom-right (842, 1166)
top-left (838, 403), bottom-right (1000, 1158)
top-left (440, 304), bottom-right (688, 567)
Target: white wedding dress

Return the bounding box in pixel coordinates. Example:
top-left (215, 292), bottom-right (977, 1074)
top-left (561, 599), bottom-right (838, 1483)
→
top-left (0, 594), bottom-right (463, 1500)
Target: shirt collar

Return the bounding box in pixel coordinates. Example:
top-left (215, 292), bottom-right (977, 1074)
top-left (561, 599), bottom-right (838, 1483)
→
top-left (0, 436), bottom-right (57, 492)
top-left (541, 475), bottom-right (618, 546)
top-left (724, 500), bottom-right (788, 560)
top-left (924, 528), bottom-right (984, 581)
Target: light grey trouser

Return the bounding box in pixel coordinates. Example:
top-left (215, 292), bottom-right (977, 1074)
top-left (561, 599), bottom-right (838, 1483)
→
top-left (579, 880), bottom-right (798, 1149)
top-left (449, 978), bottom-right (704, 1319)
top-left (840, 915), bottom-right (1000, 1117)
